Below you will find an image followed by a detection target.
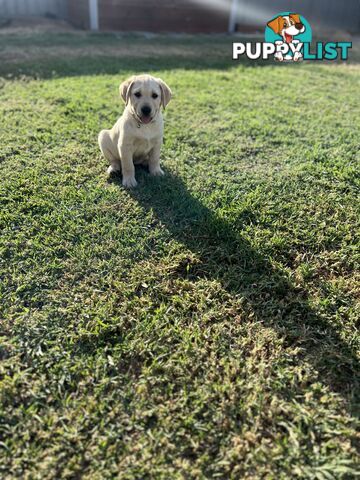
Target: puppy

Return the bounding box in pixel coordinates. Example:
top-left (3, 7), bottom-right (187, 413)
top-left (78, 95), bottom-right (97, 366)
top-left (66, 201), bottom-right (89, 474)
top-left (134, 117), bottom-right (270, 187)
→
top-left (267, 14), bottom-right (305, 61)
top-left (98, 74), bottom-right (172, 188)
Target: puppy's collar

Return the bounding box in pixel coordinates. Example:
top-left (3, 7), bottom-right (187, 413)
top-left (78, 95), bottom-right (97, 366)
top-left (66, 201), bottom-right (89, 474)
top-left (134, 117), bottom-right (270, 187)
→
top-left (131, 110), bottom-right (142, 128)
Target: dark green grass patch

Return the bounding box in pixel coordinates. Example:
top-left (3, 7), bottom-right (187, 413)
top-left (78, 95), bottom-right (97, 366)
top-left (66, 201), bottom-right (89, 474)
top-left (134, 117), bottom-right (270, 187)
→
top-left (0, 32), bottom-right (359, 479)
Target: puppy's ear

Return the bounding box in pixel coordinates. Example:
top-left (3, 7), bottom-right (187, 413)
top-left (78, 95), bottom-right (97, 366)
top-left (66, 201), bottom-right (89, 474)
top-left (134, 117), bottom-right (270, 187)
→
top-left (267, 16), bottom-right (283, 34)
top-left (119, 76), bottom-right (136, 105)
top-left (289, 13), bottom-right (301, 24)
top-left (157, 78), bottom-right (172, 109)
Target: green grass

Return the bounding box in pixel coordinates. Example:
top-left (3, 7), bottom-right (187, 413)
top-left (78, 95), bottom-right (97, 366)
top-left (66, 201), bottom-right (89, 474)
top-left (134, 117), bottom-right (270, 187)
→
top-left (0, 31), bottom-right (359, 479)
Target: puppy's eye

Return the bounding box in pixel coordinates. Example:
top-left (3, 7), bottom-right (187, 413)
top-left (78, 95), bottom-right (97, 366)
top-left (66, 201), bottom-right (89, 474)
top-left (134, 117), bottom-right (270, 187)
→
top-left (152, 93), bottom-right (159, 99)
top-left (134, 92), bottom-right (142, 98)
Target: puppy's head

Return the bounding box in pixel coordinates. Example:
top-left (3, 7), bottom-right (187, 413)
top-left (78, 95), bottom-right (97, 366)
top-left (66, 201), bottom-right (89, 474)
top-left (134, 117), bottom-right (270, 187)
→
top-left (267, 14), bottom-right (305, 37)
top-left (120, 74), bottom-right (172, 124)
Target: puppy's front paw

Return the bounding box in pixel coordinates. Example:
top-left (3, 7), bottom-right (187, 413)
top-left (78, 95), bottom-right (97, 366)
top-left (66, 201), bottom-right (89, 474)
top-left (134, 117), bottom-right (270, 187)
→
top-left (150, 167), bottom-right (164, 177)
top-left (122, 176), bottom-right (138, 188)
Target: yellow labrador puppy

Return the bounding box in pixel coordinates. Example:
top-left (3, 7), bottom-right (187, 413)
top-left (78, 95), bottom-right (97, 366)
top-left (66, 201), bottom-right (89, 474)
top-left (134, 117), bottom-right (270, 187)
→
top-left (98, 74), bottom-right (172, 188)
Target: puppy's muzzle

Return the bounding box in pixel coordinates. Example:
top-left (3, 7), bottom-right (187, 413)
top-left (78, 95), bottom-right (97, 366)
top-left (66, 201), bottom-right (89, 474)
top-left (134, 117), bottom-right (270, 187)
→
top-left (139, 105), bottom-right (153, 124)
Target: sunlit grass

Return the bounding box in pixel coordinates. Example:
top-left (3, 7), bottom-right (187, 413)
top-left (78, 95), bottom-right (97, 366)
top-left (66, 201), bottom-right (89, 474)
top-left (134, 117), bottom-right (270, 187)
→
top-left (0, 31), bottom-right (359, 479)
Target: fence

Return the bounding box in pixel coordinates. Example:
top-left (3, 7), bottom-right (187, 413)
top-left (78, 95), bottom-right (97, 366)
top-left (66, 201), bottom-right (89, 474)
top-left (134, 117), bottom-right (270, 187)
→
top-left (232, 0), bottom-right (360, 33)
top-left (1, 0), bottom-right (359, 32)
top-left (0, 0), bottom-right (66, 18)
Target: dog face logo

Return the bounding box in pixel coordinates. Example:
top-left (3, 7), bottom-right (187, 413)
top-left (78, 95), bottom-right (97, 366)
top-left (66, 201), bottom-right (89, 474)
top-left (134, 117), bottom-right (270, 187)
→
top-left (265, 12), bottom-right (311, 62)
top-left (267, 14), bottom-right (305, 44)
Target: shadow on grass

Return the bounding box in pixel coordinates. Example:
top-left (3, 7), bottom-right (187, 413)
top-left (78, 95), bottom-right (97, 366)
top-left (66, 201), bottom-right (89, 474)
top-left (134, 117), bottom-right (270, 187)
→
top-left (0, 55), bottom-right (273, 80)
top-left (1, 35), bottom-right (358, 79)
top-left (0, 34), bottom-right (285, 79)
top-left (1, 31), bottom-right (359, 80)
top-left (107, 167), bottom-right (359, 414)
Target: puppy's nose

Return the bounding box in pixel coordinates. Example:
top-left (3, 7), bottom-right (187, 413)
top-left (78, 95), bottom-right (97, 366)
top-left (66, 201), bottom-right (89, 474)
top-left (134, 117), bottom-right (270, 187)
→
top-left (295, 22), bottom-right (303, 29)
top-left (141, 105), bottom-right (152, 116)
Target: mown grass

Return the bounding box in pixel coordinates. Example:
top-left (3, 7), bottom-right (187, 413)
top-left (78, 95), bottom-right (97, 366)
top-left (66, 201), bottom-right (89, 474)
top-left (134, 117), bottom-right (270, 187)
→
top-left (0, 31), bottom-right (359, 479)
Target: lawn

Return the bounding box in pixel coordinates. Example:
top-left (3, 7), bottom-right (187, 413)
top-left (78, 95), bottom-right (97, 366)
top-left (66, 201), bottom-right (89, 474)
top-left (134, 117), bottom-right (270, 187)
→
top-left (0, 30), bottom-right (359, 479)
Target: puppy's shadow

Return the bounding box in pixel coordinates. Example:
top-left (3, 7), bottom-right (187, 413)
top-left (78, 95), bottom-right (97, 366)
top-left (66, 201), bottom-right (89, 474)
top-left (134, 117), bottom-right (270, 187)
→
top-left (108, 167), bottom-right (358, 412)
